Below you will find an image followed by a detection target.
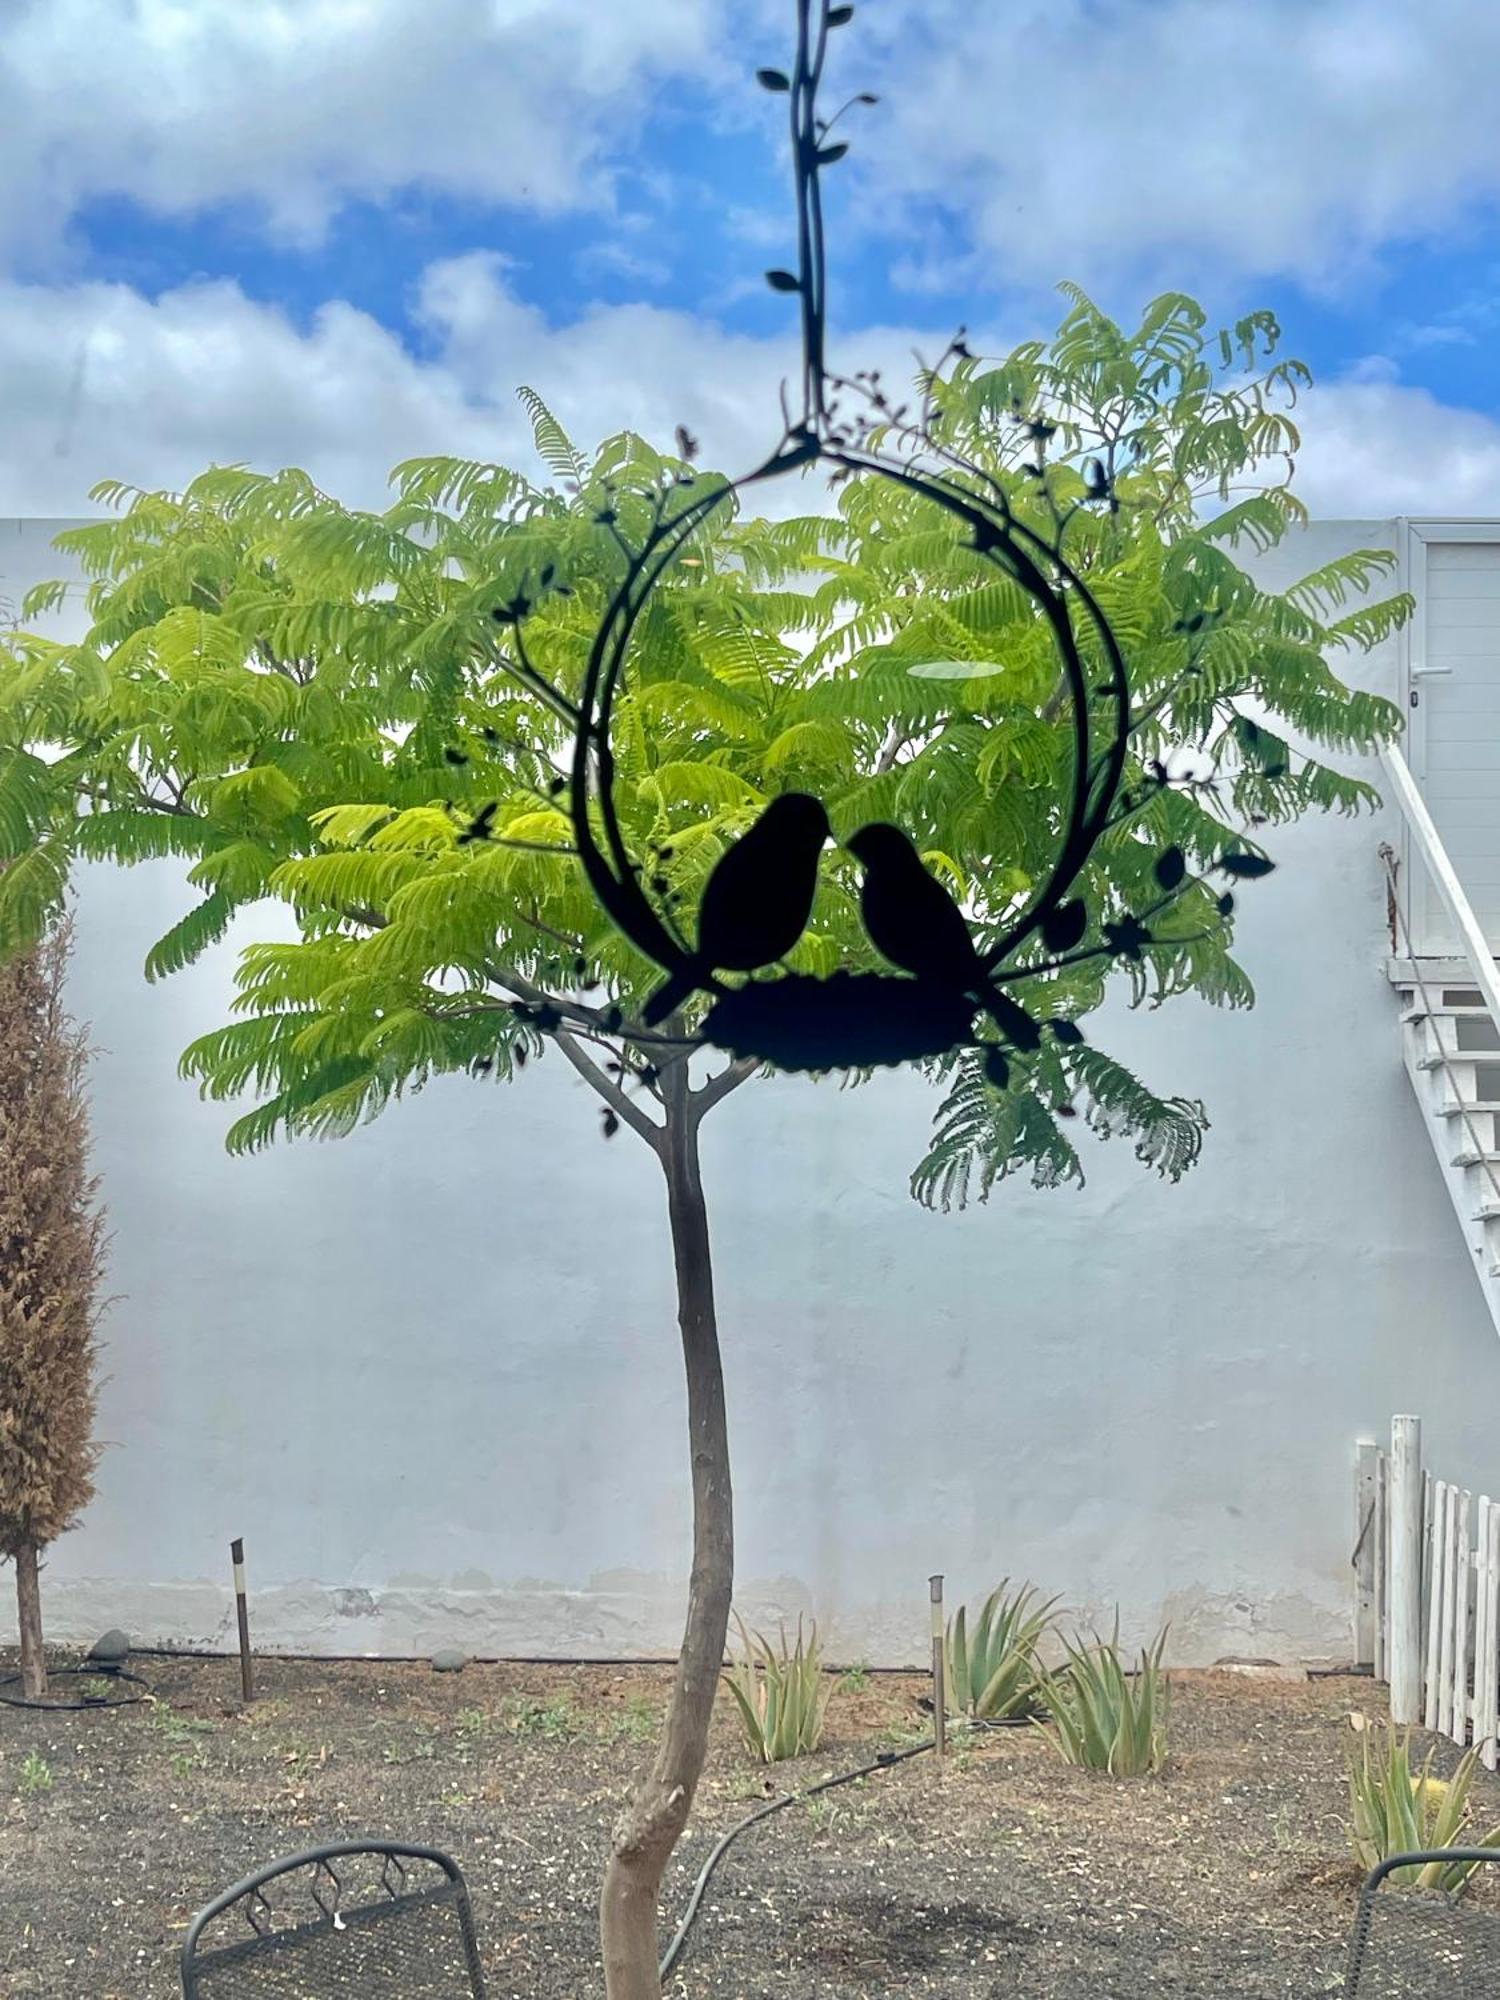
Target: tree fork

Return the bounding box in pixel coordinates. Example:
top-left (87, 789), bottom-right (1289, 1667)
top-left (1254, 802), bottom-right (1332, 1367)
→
top-left (599, 1062), bottom-right (734, 1999)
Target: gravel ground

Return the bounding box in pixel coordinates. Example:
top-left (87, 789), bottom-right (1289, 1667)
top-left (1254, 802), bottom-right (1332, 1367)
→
top-left (0, 1653), bottom-right (1480, 1997)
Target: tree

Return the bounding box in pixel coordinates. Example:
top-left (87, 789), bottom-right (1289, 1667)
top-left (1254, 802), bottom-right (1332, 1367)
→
top-left (0, 913), bottom-right (106, 1700)
top-left (0, 290), bottom-right (1404, 1992)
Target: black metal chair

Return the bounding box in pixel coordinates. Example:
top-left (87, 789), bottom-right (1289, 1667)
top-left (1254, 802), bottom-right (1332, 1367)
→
top-left (1344, 1848), bottom-right (1500, 1996)
top-left (179, 1839), bottom-right (487, 1997)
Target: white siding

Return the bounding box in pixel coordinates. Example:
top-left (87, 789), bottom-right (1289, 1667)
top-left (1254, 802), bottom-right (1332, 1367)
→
top-left (6, 514), bottom-right (1500, 1669)
top-left (1417, 542), bottom-right (1500, 950)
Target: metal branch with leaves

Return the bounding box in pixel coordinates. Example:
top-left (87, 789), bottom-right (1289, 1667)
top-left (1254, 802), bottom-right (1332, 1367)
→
top-left (479, 0), bottom-right (1279, 1087)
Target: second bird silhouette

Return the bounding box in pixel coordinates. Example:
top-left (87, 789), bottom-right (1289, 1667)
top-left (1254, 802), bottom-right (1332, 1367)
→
top-left (846, 822), bottom-right (982, 987)
top-left (846, 821), bottom-right (1042, 1050)
top-left (642, 792), bottom-right (831, 1026)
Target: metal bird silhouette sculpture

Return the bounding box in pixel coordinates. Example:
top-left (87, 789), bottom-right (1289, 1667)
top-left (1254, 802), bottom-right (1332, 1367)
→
top-left (847, 823), bottom-right (1050, 1070)
top-left (480, 0), bottom-right (1276, 1081)
top-left (846, 823), bottom-right (982, 990)
top-left (643, 793), bottom-right (830, 1025)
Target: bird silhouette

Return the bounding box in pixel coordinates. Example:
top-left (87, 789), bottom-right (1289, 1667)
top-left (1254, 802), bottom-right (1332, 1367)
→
top-left (847, 821), bottom-right (1042, 1050)
top-left (847, 822), bottom-right (981, 986)
top-left (458, 800), bottom-right (499, 845)
top-left (642, 792), bottom-right (832, 1026)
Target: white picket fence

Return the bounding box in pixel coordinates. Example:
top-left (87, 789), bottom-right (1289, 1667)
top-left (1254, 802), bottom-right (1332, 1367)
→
top-left (1357, 1415), bottom-right (1500, 1767)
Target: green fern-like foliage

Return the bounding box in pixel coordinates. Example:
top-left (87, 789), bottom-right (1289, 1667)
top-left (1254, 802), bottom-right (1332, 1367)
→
top-left (0, 294), bottom-right (1406, 1198)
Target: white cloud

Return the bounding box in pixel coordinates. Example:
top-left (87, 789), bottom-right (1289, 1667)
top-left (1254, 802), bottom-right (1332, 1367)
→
top-left (0, 255), bottom-right (945, 517)
top-left (1294, 378), bottom-right (1500, 518)
top-left (0, 0), bottom-right (720, 257)
top-left (857, 0), bottom-right (1500, 291)
top-left (6, 0), bottom-right (1499, 309)
top-left (3, 251), bottom-right (1499, 529)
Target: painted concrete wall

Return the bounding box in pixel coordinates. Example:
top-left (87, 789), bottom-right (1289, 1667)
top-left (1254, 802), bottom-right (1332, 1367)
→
top-left (4, 513), bottom-right (1500, 1668)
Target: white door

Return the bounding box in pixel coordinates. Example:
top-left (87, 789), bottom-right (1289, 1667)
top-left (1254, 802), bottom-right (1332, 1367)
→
top-left (1410, 530), bottom-right (1500, 954)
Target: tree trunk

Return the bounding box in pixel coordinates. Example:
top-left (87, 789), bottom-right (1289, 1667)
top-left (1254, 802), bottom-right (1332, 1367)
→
top-left (600, 1069), bottom-right (733, 2000)
top-left (15, 1538), bottom-right (47, 1700)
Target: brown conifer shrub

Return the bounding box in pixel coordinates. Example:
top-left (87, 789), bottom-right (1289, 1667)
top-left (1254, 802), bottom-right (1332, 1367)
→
top-left (0, 916), bottom-right (106, 1697)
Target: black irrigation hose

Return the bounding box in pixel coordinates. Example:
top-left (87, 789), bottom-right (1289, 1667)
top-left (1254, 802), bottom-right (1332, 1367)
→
top-left (0, 1665), bottom-right (153, 1711)
top-left (658, 1715), bottom-right (1033, 1982)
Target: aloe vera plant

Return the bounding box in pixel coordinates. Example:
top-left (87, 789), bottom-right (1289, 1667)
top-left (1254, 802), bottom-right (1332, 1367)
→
top-left (1038, 1624), bottom-right (1169, 1775)
top-left (723, 1615), bottom-right (831, 1763)
top-left (1348, 1722), bottom-right (1500, 1891)
top-left (945, 1582), bottom-right (1057, 1720)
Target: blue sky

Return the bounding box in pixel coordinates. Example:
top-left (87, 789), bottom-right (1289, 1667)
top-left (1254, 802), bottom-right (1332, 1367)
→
top-left (5, 0), bottom-right (1500, 518)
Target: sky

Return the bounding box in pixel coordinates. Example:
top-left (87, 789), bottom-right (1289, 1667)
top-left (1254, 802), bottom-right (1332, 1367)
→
top-left (6, 0), bottom-right (1500, 521)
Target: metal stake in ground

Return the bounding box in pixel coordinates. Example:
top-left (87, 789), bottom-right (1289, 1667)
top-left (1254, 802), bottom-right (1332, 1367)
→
top-left (930, 1574), bottom-right (946, 1759)
top-left (230, 1538), bottom-right (254, 1703)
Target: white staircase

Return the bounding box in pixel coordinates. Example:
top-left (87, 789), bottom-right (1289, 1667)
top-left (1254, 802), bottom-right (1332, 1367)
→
top-left (1382, 744), bottom-right (1500, 1337)
top-left (1393, 971), bottom-right (1500, 1333)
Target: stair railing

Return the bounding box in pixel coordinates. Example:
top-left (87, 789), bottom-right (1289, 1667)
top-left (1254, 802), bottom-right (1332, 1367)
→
top-left (1379, 743), bottom-right (1500, 1211)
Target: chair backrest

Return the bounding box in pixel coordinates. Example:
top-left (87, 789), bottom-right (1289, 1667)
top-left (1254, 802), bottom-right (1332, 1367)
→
top-left (180, 1839), bottom-right (487, 1998)
top-left (1345, 1848), bottom-right (1500, 1996)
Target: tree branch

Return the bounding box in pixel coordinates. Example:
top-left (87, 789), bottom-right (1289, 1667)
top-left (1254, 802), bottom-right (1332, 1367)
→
top-left (456, 824), bottom-right (579, 855)
top-left (876, 725), bottom-right (920, 775)
top-left (336, 905), bottom-right (682, 1124)
top-left (691, 1056), bottom-right (760, 1123)
top-left (79, 781), bottom-right (196, 820)
top-left (253, 644), bottom-right (306, 684)
top-left (551, 1027), bottom-right (663, 1148)
top-left (518, 908), bottom-right (586, 952)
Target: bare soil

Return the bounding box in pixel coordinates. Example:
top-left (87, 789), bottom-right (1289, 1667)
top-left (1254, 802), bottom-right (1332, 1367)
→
top-left (0, 1654), bottom-right (1477, 1997)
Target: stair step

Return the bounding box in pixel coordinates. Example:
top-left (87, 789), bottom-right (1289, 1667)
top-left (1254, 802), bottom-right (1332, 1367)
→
top-left (1418, 1043), bottom-right (1500, 1068)
top-left (1390, 957), bottom-right (1499, 987)
top-left (1395, 980), bottom-right (1488, 1000)
top-left (1393, 962), bottom-right (1500, 1334)
top-left (1424, 1020), bottom-right (1500, 1047)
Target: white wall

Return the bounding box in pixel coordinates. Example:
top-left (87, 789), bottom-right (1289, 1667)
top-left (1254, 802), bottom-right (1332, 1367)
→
top-left (5, 514), bottom-right (1499, 1668)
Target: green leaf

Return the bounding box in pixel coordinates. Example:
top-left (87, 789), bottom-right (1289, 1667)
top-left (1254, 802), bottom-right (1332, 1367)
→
top-left (311, 803), bottom-right (398, 848)
top-left (72, 809), bottom-right (213, 866)
top-left (205, 764), bottom-right (303, 831)
top-left (723, 1615), bottom-right (829, 1763)
top-left (1069, 1047), bottom-right (1208, 1180)
top-left (0, 839), bottom-right (70, 953)
top-left (144, 891), bottom-right (235, 982)
top-left (515, 386), bottom-right (587, 486)
top-left (761, 719), bottom-right (854, 779)
top-left (20, 577), bottom-right (72, 620)
top-left (0, 751), bottom-right (57, 855)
